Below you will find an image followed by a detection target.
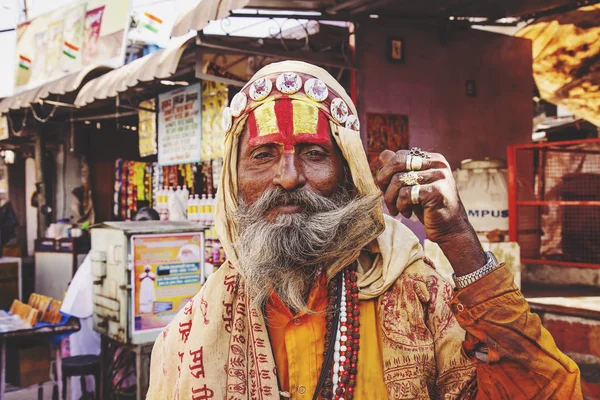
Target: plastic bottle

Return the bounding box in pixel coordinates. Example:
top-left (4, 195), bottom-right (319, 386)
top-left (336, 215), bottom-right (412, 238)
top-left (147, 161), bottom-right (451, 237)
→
top-left (209, 194), bottom-right (216, 225)
top-left (160, 187), bottom-right (167, 212)
top-left (205, 194), bottom-right (213, 225)
top-left (156, 187), bottom-right (166, 217)
top-left (199, 194), bottom-right (207, 223)
top-left (192, 194), bottom-right (200, 223)
top-left (186, 195), bottom-right (193, 221)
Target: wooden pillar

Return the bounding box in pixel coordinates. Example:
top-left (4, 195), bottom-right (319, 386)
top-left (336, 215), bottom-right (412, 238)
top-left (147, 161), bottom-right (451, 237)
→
top-left (34, 129), bottom-right (47, 237)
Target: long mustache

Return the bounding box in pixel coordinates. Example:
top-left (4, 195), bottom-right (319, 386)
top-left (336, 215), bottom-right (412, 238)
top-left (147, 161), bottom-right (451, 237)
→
top-left (238, 186), bottom-right (351, 221)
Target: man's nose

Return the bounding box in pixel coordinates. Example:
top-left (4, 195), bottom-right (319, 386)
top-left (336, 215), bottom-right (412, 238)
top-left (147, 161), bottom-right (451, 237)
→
top-left (273, 153), bottom-right (306, 191)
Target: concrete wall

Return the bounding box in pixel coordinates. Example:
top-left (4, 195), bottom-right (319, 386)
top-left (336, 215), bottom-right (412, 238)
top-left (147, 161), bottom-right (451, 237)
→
top-left (356, 21), bottom-right (533, 169)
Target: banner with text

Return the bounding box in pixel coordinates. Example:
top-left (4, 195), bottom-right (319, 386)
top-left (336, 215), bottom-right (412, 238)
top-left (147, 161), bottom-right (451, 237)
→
top-left (14, 0), bottom-right (130, 93)
top-left (157, 83), bottom-right (202, 166)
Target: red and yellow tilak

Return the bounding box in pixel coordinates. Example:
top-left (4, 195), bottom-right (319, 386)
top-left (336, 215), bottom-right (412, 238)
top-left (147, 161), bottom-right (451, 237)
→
top-left (246, 98), bottom-right (329, 153)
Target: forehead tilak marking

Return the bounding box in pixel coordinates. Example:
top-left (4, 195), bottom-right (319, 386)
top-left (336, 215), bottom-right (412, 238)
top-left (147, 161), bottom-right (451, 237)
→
top-left (247, 99), bottom-right (330, 153)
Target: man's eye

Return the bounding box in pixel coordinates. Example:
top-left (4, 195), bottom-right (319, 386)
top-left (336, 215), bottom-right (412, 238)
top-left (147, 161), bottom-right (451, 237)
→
top-left (253, 152), bottom-right (274, 159)
top-left (305, 150), bottom-right (326, 158)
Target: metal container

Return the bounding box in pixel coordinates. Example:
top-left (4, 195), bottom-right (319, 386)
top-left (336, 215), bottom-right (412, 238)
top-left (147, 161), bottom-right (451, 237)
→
top-left (90, 221), bottom-right (204, 345)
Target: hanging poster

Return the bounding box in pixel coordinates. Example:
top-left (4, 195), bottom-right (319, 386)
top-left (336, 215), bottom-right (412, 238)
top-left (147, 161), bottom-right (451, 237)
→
top-left (14, 0), bottom-right (130, 92)
top-left (158, 83), bottom-right (202, 166)
top-left (0, 116), bottom-right (9, 141)
top-left (366, 113), bottom-right (410, 173)
top-left (138, 99), bottom-right (157, 157)
top-left (131, 232), bottom-right (204, 334)
top-left (201, 81), bottom-right (228, 160)
top-left (81, 6), bottom-right (105, 66)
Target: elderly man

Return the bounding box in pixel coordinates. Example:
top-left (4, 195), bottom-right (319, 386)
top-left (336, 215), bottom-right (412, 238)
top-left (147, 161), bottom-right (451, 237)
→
top-left (147, 61), bottom-right (581, 399)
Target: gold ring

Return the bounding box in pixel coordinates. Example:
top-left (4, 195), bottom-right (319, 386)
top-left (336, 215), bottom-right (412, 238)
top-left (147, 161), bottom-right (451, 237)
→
top-left (411, 184), bottom-right (421, 204)
top-left (399, 171), bottom-right (421, 186)
top-left (410, 156), bottom-right (423, 171)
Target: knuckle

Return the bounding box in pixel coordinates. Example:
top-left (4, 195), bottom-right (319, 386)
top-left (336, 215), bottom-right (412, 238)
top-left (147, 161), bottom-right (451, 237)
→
top-left (440, 168), bottom-right (452, 180)
top-left (383, 188), bottom-right (397, 205)
top-left (397, 187), bottom-right (409, 204)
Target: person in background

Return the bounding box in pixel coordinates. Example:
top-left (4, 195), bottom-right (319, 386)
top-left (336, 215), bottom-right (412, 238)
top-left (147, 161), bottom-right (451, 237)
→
top-left (61, 207), bottom-right (160, 399)
top-left (134, 207), bottom-right (160, 221)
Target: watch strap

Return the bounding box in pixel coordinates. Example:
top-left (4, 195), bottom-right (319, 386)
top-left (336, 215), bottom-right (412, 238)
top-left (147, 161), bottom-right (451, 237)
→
top-left (452, 251), bottom-right (501, 290)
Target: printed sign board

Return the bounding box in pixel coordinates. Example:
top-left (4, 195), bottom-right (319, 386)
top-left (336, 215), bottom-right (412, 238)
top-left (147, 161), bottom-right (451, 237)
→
top-left (131, 232), bottom-right (204, 336)
top-left (157, 83), bottom-right (202, 166)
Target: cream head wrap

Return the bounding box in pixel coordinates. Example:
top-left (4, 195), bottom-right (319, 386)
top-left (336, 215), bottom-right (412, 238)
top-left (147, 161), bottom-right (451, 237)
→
top-left (215, 60), bottom-right (385, 279)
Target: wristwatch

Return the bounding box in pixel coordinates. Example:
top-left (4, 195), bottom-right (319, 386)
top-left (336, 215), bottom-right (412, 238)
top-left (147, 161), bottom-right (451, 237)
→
top-left (452, 251), bottom-right (501, 290)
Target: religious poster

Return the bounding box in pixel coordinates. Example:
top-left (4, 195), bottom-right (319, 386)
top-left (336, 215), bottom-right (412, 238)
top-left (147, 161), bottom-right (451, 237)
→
top-left (13, 0), bottom-right (130, 92)
top-left (0, 116), bottom-right (9, 141)
top-left (201, 81), bottom-right (228, 160)
top-left (138, 99), bottom-right (158, 157)
top-left (82, 6), bottom-right (104, 66)
top-left (131, 232), bottom-right (204, 334)
top-left (157, 83), bottom-right (202, 166)
top-left (366, 113), bottom-right (409, 172)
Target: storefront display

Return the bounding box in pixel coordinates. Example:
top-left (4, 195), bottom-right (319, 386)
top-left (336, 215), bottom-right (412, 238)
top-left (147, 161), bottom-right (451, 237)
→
top-left (90, 221), bottom-right (205, 344)
top-left (112, 159), bottom-right (217, 221)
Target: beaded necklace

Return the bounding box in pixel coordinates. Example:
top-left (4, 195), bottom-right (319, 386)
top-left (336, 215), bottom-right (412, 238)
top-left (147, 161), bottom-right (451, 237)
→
top-left (320, 265), bottom-right (360, 400)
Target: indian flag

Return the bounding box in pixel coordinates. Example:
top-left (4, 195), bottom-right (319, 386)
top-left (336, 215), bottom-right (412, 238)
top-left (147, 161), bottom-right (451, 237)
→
top-left (18, 55), bottom-right (31, 70)
top-left (63, 41), bottom-right (79, 59)
top-left (142, 12), bottom-right (162, 33)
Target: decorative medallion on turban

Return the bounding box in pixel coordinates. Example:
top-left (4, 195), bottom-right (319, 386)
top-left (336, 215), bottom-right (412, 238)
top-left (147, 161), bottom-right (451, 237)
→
top-left (276, 72), bottom-right (303, 94)
top-left (249, 78), bottom-right (272, 101)
top-left (221, 107), bottom-right (232, 131)
top-left (330, 98), bottom-right (349, 124)
top-left (230, 92), bottom-right (247, 117)
top-left (304, 78), bottom-right (329, 102)
top-left (345, 114), bottom-right (360, 131)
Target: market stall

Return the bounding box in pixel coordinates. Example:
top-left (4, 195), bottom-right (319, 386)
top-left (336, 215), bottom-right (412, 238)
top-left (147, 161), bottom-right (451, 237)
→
top-left (0, 294), bottom-right (80, 400)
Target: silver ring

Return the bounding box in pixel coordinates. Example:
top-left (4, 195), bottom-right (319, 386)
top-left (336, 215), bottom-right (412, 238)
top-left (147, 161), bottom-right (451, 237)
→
top-left (410, 147), bottom-right (430, 159)
top-left (405, 154), bottom-right (413, 171)
top-left (411, 184), bottom-right (421, 205)
top-left (399, 171), bottom-right (421, 186)
top-left (410, 156), bottom-right (423, 171)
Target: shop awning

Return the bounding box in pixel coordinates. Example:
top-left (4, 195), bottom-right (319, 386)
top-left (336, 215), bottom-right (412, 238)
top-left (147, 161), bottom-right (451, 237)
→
top-left (516, 4), bottom-right (600, 126)
top-left (171, 0), bottom-right (587, 36)
top-left (75, 37), bottom-right (195, 107)
top-left (0, 65), bottom-right (112, 114)
top-left (172, 0), bottom-right (249, 37)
